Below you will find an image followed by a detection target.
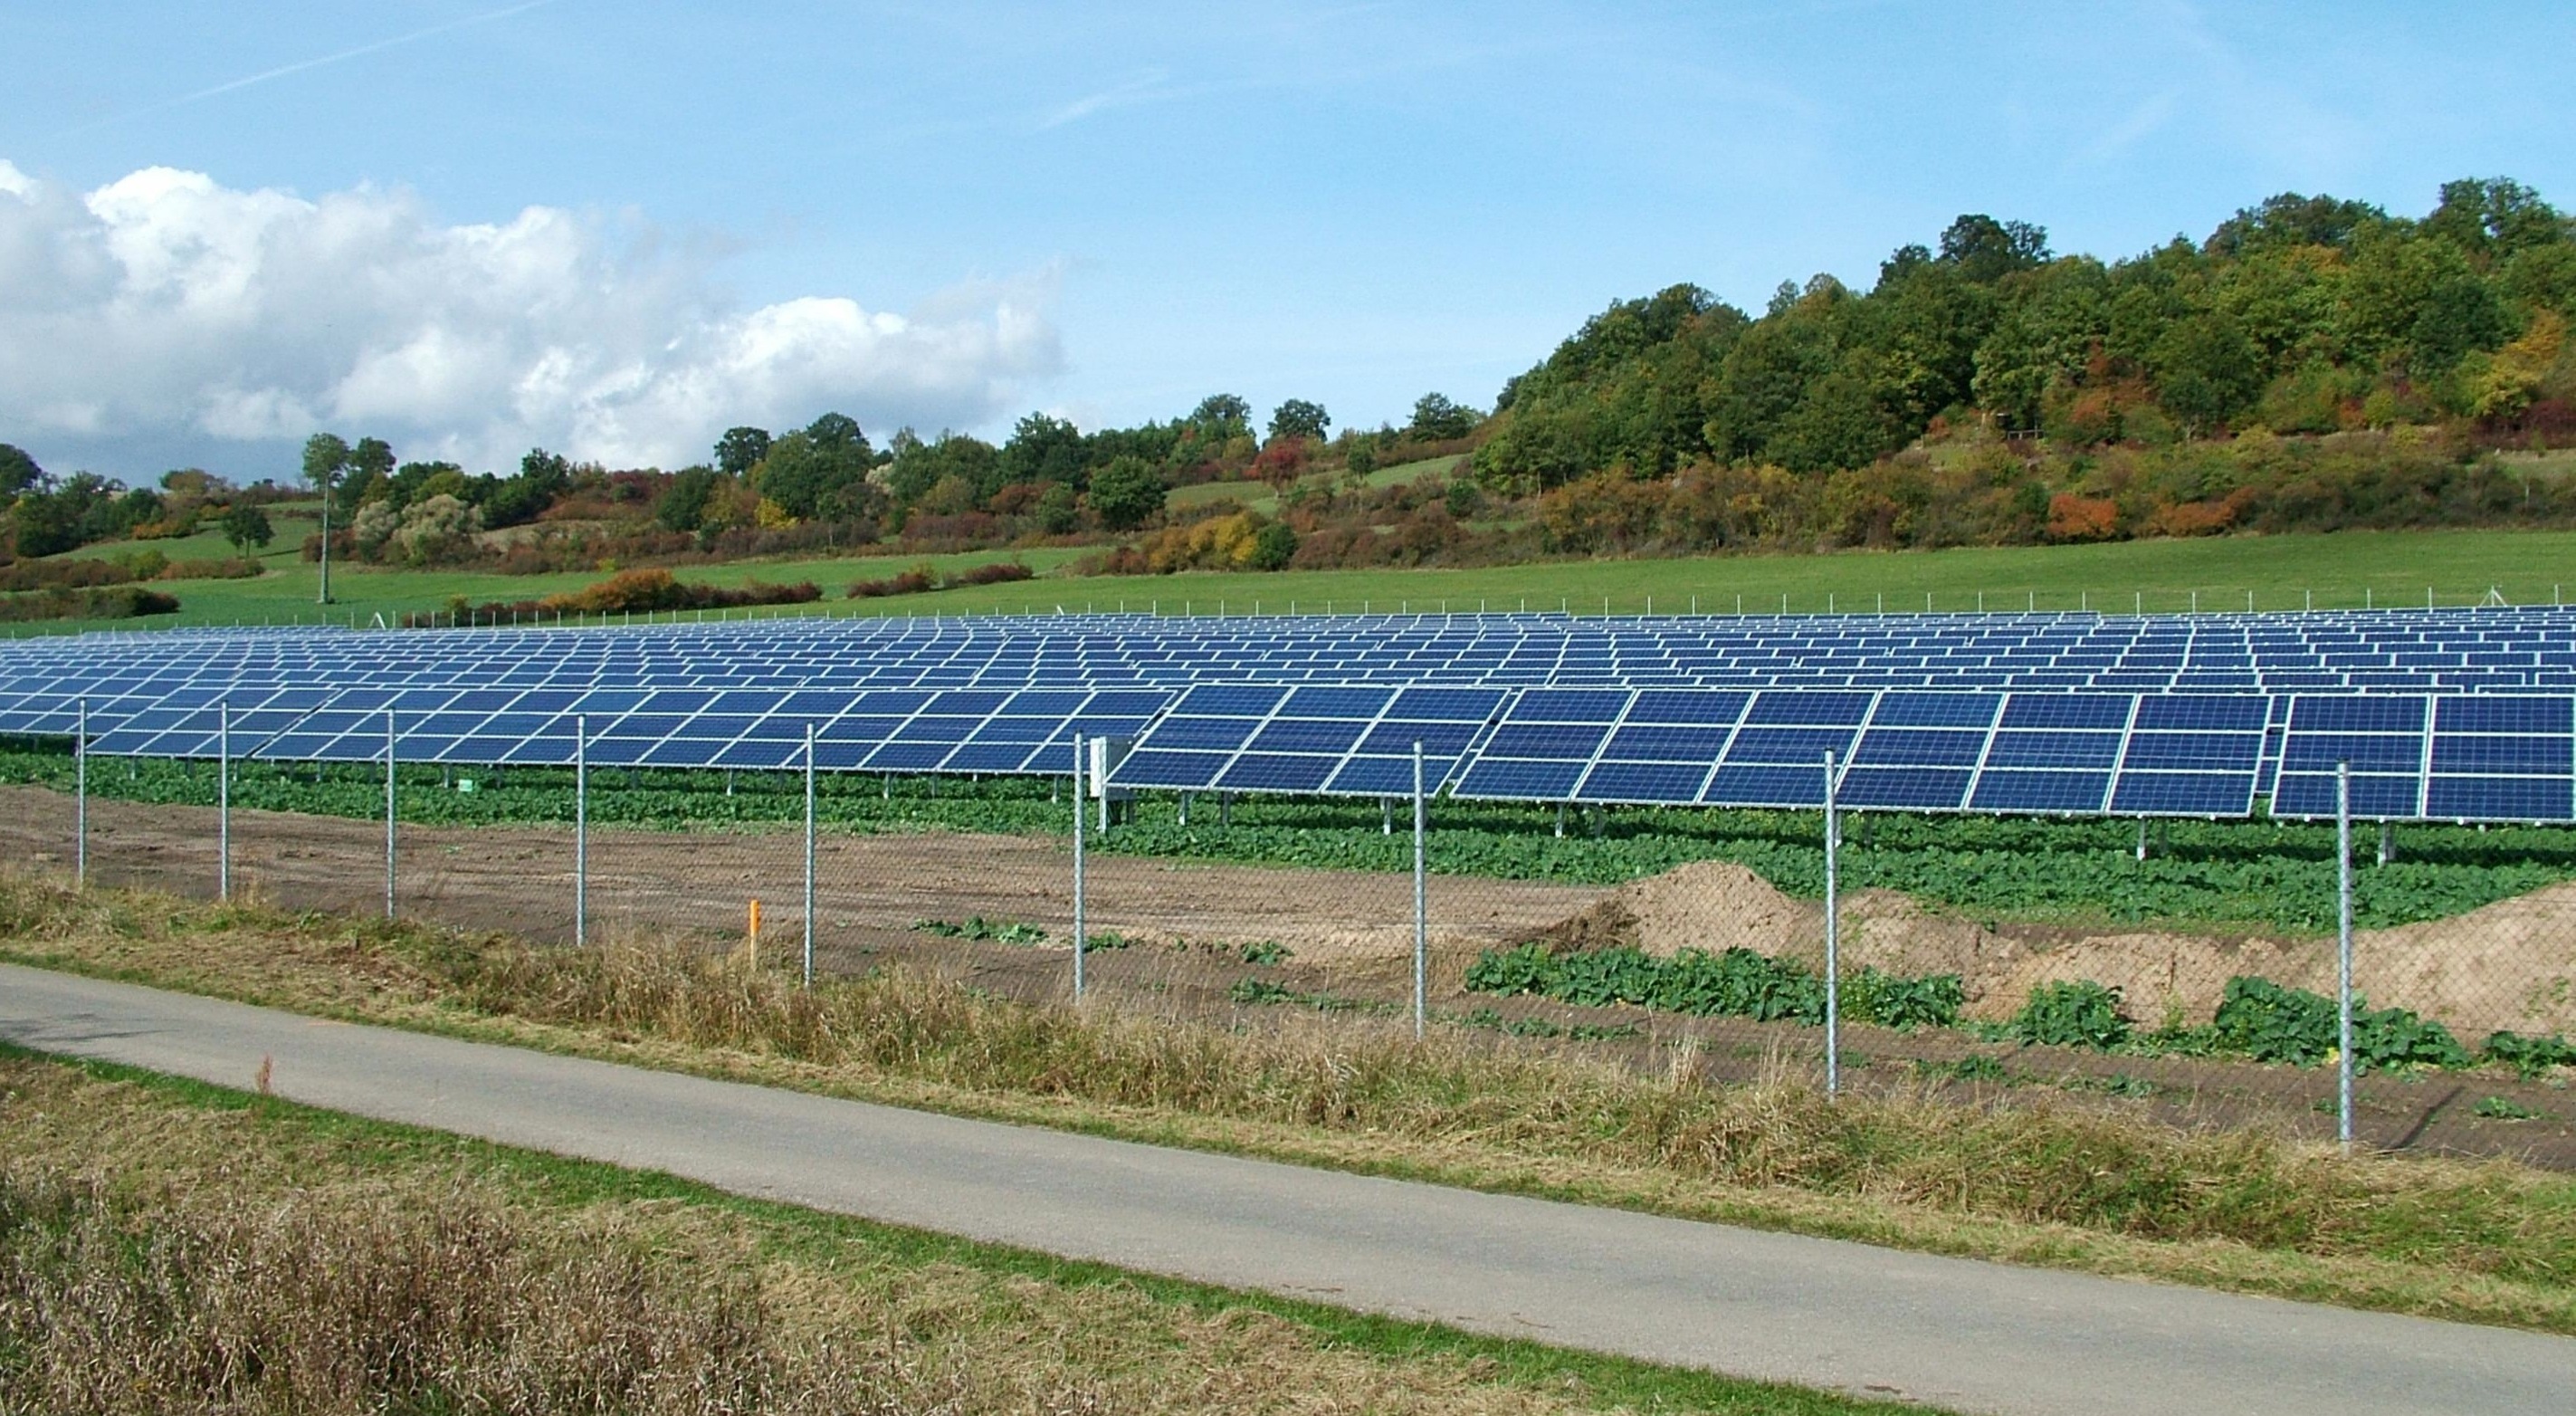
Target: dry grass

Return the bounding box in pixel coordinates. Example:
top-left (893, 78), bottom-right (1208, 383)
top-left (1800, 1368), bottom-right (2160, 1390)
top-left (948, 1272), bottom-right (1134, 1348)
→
top-left (6, 869), bottom-right (2576, 1334)
top-left (0, 1055), bottom-right (1880, 1415)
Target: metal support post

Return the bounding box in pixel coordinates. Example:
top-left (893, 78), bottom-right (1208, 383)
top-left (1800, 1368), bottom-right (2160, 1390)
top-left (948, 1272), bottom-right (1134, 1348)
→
top-left (575, 715), bottom-right (588, 946)
top-left (803, 722), bottom-right (816, 989)
top-left (1412, 741), bottom-right (1427, 1039)
top-left (1073, 734), bottom-right (1087, 1000)
top-left (218, 703), bottom-right (231, 901)
top-left (2136, 818), bottom-right (2149, 862)
top-left (2378, 821), bottom-right (2395, 866)
top-left (1823, 749), bottom-right (1840, 1097)
top-left (74, 699), bottom-right (87, 887)
top-left (1382, 797), bottom-right (1393, 834)
top-left (2337, 761), bottom-right (2354, 1153)
top-left (384, 710), bottom-right (396, 919)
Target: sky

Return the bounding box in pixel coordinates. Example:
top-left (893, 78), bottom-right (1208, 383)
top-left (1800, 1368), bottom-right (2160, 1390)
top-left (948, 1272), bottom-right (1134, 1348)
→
top-left (2, 0), bottom-right (2571, 485)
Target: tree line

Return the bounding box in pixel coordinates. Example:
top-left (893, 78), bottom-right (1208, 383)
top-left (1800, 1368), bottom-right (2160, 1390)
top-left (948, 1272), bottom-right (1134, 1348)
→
top-left (1474, 177), bottom-right (2575, 493)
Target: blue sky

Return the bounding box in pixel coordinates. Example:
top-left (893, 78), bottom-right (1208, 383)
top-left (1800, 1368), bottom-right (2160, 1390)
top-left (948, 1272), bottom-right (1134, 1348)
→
top-left (4, 0), bottom-right (2571, 482)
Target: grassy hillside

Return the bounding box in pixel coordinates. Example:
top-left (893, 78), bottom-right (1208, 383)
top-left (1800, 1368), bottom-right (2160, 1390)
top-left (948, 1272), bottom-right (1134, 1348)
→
top-left (8, 524), bottom-right (2576, 636)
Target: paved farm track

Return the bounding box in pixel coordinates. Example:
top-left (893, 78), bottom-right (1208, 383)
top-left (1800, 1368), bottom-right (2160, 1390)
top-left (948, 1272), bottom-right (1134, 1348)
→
top-left (4, 963), bottom-right (2571, 1416)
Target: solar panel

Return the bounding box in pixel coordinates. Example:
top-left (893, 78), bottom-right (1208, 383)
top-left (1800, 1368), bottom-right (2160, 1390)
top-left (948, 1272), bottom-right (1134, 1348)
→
top-left (2272, 694), bottom-right (2429, 819)
top-left (1111, 682), bottom-right (1503, 797)
top-left (2107, 694), bottom-right (2268, 817)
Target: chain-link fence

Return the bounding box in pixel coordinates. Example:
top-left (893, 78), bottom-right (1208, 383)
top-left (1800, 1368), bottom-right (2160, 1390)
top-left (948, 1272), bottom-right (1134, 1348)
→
top-left (6, 724), bottom-right (2573, 1163)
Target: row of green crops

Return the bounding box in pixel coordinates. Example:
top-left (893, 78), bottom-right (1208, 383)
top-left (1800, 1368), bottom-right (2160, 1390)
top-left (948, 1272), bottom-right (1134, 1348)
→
top-left (1464, 943), bottom-right (1966, 1032)
top-left (10, 740), bottom-right (2576, 933)
top-left (1466, 944), bottom-right (2576, 1078)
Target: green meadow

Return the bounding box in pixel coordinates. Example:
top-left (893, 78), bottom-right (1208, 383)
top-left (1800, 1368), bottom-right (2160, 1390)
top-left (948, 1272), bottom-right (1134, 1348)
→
top-left (12, 524), bottom-right (2576, 636)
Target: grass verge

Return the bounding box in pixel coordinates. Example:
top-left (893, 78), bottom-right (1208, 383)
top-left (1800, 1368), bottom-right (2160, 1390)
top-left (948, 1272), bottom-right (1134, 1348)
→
top-left (5, 871), bottom-right (2573, 1336)
top-left (0, 1045), bottom-right (1904, 1414)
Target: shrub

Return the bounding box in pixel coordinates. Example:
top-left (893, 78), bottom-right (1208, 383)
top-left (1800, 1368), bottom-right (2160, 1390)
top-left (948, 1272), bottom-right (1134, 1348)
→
top-left (0, 585), bottom-right (180, 622)
top-left (846, 566), bottom-right (938, 598)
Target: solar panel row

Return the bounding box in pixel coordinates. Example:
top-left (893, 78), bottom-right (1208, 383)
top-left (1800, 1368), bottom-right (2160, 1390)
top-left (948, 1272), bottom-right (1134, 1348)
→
top-left (10, 611), bottom-right (2576, 821)
top-left (76, 684), bottom-right (1170, 775)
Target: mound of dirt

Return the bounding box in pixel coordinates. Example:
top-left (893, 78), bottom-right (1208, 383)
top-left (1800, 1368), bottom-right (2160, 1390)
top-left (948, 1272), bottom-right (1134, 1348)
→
top-left (1528, 860), bottom-right (2576, 1039)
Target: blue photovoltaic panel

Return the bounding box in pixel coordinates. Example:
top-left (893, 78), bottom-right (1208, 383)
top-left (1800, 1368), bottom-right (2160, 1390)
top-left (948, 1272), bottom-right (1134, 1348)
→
top-left (1112, 681), bottom-right (1500, 797)
top-left (2108, 694), bottom-right (2266, 817)
top-left (2273, 695), bottom-right (2428, 818)
top-left (2420, 695), bottom-right (2573, 823)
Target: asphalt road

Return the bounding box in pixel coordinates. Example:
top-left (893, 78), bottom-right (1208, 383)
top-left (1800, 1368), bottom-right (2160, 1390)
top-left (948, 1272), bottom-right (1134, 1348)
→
top-left (5, 962), bottom-right (2571, 1415)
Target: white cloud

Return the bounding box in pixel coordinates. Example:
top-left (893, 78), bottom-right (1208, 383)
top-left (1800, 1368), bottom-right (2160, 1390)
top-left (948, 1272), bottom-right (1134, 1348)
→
top-left (0, 160), bottom-right (1063, 474)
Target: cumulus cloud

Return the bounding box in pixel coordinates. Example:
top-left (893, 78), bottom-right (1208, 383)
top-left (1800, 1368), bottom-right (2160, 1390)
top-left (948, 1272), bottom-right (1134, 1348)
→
top-left (0, 159), bottom-right (1062, 474)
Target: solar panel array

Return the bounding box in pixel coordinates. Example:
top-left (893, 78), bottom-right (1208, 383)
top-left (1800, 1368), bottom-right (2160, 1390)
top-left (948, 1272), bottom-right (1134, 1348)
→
top-left (77, 684), bottom-right (1169, 774)
top-left (1442, 687), bottom-right (2273, 816)
top-left (9, 608), bottom-right (2576, 821)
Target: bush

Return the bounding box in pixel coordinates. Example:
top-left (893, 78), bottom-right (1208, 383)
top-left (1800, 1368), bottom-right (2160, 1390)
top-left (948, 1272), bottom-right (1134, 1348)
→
top-left (846, 566), bottom-right (938, 598)
top-left (945, 560), bottom-right (1034, 588)
top-left (0, 585), bottom-right (180, 622)
top-left (444, 569), bottom-right (820, 623)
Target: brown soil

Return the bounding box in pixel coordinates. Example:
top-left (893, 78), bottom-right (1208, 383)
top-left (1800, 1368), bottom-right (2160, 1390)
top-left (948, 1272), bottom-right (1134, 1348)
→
top-left (7, 784), bottom-right (2572, 1168)
top-left (0, 785), bottom-right (1601, 970)
top-left (1541, 860), bottom-right (2576, 1040)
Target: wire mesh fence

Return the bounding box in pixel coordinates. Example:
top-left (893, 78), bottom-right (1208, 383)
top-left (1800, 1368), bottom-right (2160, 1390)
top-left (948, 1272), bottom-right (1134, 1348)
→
top-left (7, 723), bottom-right (2576, 1161)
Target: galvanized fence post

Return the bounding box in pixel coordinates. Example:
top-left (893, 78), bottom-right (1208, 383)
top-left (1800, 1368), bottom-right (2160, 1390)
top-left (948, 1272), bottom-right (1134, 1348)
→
top-left (74, 699), bottom-right (87, 888)
top-left (2337, 761), bottom-right (2354, 1153)
top-left (1823, 748), bottom-right (1840, 1097)
top-left (218, 703), bottom-right (231, 901)
top-left (1413, 740), bottom-right (1427, 1039)
top-left (803, 721), bottom-right (816, 989)
top-left (1072, 732), bottom-right (1087, 1000)
top-left (575, 714), bottom-right (588, 946)
top-left (384, 709), bottom-right (396, 919)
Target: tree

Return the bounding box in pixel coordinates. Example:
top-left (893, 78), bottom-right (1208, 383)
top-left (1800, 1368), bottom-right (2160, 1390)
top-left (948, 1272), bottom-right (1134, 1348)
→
top-left (656, 465), bottom-right (720, 532)
top-left (1937, 215), bottom-right (2050, 283)
top-left (805, 411), bottom-right (870, 454)
top-left (1268, 398), bottom-right (1330, 444)
top-left (0, 444), bottom-right (38, 503)
top-left (999, 412), bottom-right (1089, 490)
top-left (218, 502), bottom-right (274, 554)
top-left (301, 433), bottom-right (351, 603)
top-left (1191, 393), bottom-right (1252, 426)
top-left (1407, 392), bottom-right (1478, 441)
top-left (2151, 313), bottom-right (2263, 435)
top-left (714, 426), bottom-right (772, 478)
top-left (346, 435), bottom-right (396, 506)
top-left (1032, 482), bottom-right (1079, 534)
top-left (752, 430), bottom-right (877, 522)
top-left (1087, 454), bottom-right (1166, 531)
top-left (518, 447), bottom-right (572, 493)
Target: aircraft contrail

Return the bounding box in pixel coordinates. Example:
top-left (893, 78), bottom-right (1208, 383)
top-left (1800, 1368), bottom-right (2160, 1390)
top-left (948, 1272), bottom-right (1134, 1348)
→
top-left (51, 0), bottom-right (558, 138)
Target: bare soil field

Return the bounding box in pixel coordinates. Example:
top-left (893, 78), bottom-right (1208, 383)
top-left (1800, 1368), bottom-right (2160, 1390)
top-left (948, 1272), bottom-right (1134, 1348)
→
top-left (5, 784), bottom-right (2571, 1168)
top-left (1552, 859), bottom-right (2576, 1040)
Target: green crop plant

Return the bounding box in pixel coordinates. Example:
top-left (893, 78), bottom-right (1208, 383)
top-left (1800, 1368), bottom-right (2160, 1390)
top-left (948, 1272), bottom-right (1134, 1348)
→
top-left (2009, 981), bottom-right (2132, 1050)
top-left (2484, 1031), bottom-right (2576, 1079)
top-left (1463, 943), bottom-right (1961, 1032)
top-left (2210, 977), bottom-right (2471, 1073)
